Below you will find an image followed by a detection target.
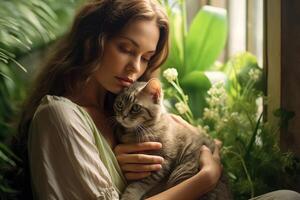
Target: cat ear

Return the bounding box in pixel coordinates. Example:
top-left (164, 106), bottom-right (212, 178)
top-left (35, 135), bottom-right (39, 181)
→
top-left (143, 78), bottom-right (161, 104)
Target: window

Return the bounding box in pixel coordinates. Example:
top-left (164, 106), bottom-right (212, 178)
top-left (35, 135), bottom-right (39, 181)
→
top-left (186, 0), bottom-right (264, 66)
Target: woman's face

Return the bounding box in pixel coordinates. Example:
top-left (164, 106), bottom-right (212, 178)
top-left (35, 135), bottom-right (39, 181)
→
top-left (93, 19), bottom-right (160, 94)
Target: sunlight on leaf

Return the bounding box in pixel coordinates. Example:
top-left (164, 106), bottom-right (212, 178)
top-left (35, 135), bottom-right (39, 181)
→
top-left (186, 6), bottom-right (228, 72)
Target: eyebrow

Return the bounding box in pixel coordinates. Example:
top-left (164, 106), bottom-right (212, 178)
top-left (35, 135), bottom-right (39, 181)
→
top-left (119, 36), bottom-right (156, 54)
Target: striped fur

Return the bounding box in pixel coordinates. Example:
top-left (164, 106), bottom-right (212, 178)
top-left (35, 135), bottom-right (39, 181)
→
top-left (114, 80), bottom-right (232, 200)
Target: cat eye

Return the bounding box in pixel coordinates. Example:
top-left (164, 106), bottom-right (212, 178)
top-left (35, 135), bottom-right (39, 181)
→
top-left (115, 101), bottom-right (124, 111)
top-left (130, 104), bottom-right (141, 114)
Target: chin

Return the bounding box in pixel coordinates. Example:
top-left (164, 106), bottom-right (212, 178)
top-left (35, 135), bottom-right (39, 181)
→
top-left (107, 86), bottom-right (123, 94)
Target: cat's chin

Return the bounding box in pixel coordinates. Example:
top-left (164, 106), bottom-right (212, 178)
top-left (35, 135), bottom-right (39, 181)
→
top-left (118, 121), bottom-right (135, 129)
top-left (121, 124), bottom-right (133, 129)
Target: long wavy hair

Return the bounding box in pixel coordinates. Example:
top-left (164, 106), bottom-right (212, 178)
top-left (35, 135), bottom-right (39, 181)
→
top-left (13, 0), bottom-right (169, 197)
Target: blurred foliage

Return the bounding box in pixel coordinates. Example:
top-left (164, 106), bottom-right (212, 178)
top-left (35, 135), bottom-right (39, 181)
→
top-left (0, 0), bottom-right (84, 198)
top-left (163, 52), bottom-right (300, 199)
top-left (161, 0), bottom-right (300, 199)
top-left (201, 53), bottom-right (300, 199)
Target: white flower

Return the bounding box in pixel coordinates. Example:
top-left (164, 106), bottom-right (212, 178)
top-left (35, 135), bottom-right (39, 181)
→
top-left (163, 68), bottom-right (178, 82)
top-left (255, 134), bottom-right (263, 146)
top-left (230, 112), bottom-right (239, 121)
top-left (175, 101), bottom-right (189, 114)
top-left (248, 68), bottom-right (260, 81)
top-left (203, 108), bottom-right (219, 120)
top-left (223, 118), bottom-right (228, 123)
top-left (206, 82), bottom-right (227, 107)
top-left (215, 121), bottom-right (225, 132)
top-left (203, 125), bottom-right (210, 132)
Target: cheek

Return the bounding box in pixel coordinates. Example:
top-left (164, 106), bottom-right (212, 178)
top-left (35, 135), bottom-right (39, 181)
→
top-left (102, 47), bottom-right (128, 71)
top-left (136, 65), bottom-right (148, 79)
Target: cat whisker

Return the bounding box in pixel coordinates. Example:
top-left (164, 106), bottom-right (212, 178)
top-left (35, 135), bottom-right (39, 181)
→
top-left (139, 125), bottom-right (155, 142)
top-left (136, 126), bottom-right (142, 143)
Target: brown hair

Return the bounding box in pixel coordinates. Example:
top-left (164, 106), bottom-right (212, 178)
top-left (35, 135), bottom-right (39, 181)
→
top-left (17, 0), bottom-right (169, 143)
top-left (13, 1), bottom-right (169, 197)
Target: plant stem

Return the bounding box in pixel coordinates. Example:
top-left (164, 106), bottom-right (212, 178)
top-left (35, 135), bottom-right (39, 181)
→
top-left (173, 79), bottom-right (194, 119)
top-left (244, 112), bottom-right (263, 160)
top-left (226, 149), bottom-right (255, 198)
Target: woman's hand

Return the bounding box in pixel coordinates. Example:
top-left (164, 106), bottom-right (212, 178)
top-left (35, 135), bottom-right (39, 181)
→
top-left (198, 139), bottom-right (223, 188)
top-left (114, 142), bottom-right (164, 181)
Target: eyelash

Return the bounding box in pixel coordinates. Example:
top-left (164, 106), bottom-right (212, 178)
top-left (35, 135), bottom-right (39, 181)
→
top-left (119, 46), bottom-right (150, 63)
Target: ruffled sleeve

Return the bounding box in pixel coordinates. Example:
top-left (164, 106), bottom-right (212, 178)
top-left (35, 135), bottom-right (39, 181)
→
top-left (28, 96), bottom-right (120, 200)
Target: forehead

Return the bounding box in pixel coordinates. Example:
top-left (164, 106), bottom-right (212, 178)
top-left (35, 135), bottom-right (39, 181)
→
top-left (117, 19), bottom-right (159, 51)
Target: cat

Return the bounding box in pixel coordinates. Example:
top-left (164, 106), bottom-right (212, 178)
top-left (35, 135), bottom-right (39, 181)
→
top-left (113, 78), bottom-right (232, 200)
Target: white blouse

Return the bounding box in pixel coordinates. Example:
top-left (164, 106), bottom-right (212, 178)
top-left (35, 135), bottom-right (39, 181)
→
top-left (28, 95), bottom-right (126, 200)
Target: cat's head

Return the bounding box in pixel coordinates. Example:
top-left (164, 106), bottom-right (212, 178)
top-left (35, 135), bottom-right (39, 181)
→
top-left (113, 78), bottom-right (163, 128)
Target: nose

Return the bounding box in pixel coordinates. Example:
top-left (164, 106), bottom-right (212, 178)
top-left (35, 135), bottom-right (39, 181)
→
top-left (126, 56), bottom-right (141, 73)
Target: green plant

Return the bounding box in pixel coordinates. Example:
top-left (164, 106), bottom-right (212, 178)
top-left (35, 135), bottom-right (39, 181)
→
top-left (162, 53), bottom-right (300, 199)
top-left (161, 1), bottom-right (299, 198)
top-left (0, 0), bottom-right (85, 198)
top-left (0, 0), bottom-right (84, 137)
top-left (161, 0), bottom-right (228, 119)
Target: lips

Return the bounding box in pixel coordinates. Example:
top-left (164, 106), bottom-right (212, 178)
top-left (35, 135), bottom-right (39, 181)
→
top-left (116, 76), bottom-right (134, 87)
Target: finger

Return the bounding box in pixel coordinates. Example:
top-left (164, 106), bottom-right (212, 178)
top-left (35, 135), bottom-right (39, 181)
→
top-left (198, 146), bottom-right (213, 168)
top-left (212, 146), bottom-right (221, 161)
top-left (214, 139), bottom-right (222, 149)
top-left (125, 172), bottom-right (151, 181)
top-left (116, 154), bottom-right (164, 165)
top-left (121, 164), bottom-right (162, 172)
top-left (200, 145), bottom-right (212, 154)
top-left (213, 145), bottom-right (220, 155)
top-left (114, 142), bottom-right (162, 155)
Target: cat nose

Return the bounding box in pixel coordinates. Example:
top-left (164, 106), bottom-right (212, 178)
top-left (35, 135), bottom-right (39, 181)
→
top-left (122, 114), bottom-right (128, 120)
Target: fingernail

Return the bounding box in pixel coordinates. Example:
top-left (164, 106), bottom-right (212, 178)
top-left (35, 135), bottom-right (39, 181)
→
top-left (159, 157), bottom-right (164, 163)
top-left (156, 142), bottom-right (162, 148)
top-left (201, 145), bottom-right (209, 151)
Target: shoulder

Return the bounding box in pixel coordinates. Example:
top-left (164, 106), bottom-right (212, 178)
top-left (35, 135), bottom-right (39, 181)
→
top-left (33, 95), bottom-right (81, 122)
top-left (29, 95), bottom-right (95, 144)
top-left (31, 95), bottom-right (90, 132)
top-left (35, 95), bottom-right (78, 113)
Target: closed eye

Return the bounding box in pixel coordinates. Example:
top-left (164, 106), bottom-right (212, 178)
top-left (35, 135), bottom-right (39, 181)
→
top-left (142, 57), bottom-right (150, 63)
top-left (118, 45), bottom-right (134, 55)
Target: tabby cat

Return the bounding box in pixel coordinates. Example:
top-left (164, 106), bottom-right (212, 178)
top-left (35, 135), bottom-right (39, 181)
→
top-left (113, 78), bottom-right (231, 200)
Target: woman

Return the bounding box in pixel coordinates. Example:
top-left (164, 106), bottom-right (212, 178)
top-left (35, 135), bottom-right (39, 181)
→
top-left (16, 0), bottom-right (300, 199)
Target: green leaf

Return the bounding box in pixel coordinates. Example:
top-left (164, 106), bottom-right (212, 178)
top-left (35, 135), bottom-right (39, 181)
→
top-left (0, 184), bottom-right (20, 194)
top-left (180, 71), bottom-right (211, 91)
top-left (185, 6), bottom-right (228, 72)
top-left (180, 72), bottom-right (211, 118)
top-left (0, 142), bottom-right (21, 163)
top-left (163, 10), bottom-right (184, 76)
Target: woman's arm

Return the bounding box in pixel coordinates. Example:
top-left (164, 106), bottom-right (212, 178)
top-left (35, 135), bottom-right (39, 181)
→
top-left (29, 99), bottom-right (120, 199)
top-left (115, 141), bottom-right (222, 200)
top-left (146, 144), bottom-right (222, 200)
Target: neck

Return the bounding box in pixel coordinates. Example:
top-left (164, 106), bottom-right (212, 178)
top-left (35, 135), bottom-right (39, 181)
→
top-left (67, 78), bottom-right (107, 110)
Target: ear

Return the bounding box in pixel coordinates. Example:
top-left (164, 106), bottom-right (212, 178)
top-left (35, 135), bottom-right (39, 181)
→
top-left (142, 78), bottom-right (162, 104)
